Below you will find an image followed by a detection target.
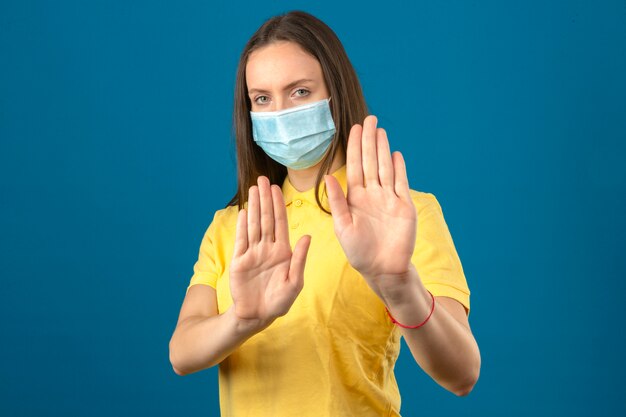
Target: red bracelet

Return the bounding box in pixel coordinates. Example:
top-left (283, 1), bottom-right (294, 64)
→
top-left (386, 290), bottom-right (435, 329)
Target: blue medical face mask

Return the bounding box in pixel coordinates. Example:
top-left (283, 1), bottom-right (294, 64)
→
top-left (250, 97), bottom-right (336, 170)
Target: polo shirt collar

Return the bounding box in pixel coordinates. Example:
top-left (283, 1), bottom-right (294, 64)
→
top-left (281, 164), bottom-right (348, 207)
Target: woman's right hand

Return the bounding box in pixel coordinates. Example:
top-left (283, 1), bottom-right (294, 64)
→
top-left (229, 176), bottom-right (311, 330)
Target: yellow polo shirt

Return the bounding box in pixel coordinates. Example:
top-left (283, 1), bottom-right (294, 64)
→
top-left (186, 164), bottom-right (471, 417)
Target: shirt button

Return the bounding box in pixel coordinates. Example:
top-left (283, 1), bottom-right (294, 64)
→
top-left (294, 199), bottom-right (303, 207)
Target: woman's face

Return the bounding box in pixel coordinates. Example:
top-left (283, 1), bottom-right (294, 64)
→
top-left (246, 41), bottom-right (330, 113)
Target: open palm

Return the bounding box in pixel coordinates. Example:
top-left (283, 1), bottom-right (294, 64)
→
top-left (325, 116), bottom-right (417, 293)
top-left (230, 176), bottom-right (311, 324)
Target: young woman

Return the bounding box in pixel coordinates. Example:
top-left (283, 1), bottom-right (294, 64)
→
top-left (169, 10), bottom-right (480, 417)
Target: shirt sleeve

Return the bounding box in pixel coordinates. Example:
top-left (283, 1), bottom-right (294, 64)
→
top-left (412, 192), bottom-right (471, 316)
top-left (186, 213), bottom-right (220, 294)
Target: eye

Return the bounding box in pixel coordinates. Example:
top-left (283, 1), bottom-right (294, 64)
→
top-left (254, 95), bottom-right (270, 105)
top-left (293, 88), bottom-right (310, 98)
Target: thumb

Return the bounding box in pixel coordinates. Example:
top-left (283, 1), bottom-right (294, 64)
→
top-left (324, 175), bottom-right (352, 234)
top-left (288, 235), bottom-right (312, 290)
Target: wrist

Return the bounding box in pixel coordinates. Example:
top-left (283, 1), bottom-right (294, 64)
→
top-left (366, 264), bottom-right (423, 307)
top-left (367, 265), bottom-right (436, 329)
top-left (386, 289), bottom-right (435, 329)
top-left (225, 307), bottom-right (273, 337)
top-left (358, 264), bottom-right (436, 329)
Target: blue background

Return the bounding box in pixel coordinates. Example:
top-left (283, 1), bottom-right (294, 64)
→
top-left (1, 1), bottom-right (625, 416)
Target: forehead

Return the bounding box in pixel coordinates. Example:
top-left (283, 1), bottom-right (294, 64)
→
top-left (246, 41), bottom-right (323, 88)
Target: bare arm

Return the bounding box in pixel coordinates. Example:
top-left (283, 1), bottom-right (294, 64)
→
top-left (169, 285), bottom-right (270, 375)
top-left (325, 115), bottom-right (480, 396)
top-left (376, 265), bottom-right (481, 396)
top-left (169, 177), bottom-right (311, 376)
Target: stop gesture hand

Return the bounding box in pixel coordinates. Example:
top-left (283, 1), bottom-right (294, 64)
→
top-left (229, 176), bottom-right (312, 329)
top-left (324, 116), bottom-right (417, 300)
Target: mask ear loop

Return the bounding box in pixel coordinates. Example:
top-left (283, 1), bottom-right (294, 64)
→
top-left (321, 94), bottom-right (337, 214)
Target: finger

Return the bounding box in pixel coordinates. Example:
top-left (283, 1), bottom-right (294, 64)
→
top-left (346, 123), bottom-right (364, 189)
top-left (362, 115), bottom-right (379, 187)
top-left (258, 176), bottom-right (274, 242)
top-left (392, 151), bottom-right (412, 202)
top-left (233, 208), bottom-right (248, 256)
top-left (376, 128), bottom-right (394, 189)
top-left (247, 185), bottom-right (261, 243)
top-left (288, 234), bottom-right (312, 291)
top-left (271, 184), bottom-right (288, 243)
top-left (324, 175), bottom-right (352, 235)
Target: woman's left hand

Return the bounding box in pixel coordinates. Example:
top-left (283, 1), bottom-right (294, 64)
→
top-left (325, 115), bottom-right (417, 299)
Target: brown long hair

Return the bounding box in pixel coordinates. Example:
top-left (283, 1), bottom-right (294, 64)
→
top-left (227, 10), bottom-right (368, 213)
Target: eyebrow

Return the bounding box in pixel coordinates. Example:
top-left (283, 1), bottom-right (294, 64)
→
top-left (248, 78), bottom-right (316, 95)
